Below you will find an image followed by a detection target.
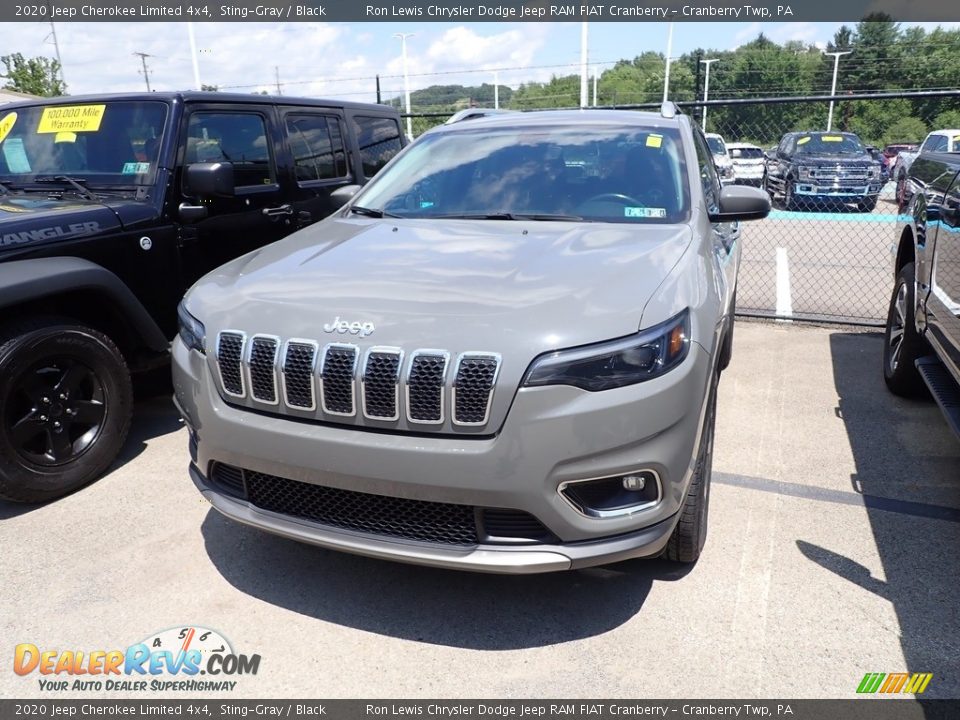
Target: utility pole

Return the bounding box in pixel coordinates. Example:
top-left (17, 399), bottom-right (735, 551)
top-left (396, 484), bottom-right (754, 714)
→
top-left (579, 21), bottom-right (589, 108)
top-left (824, 50), bottom-right (852, 131)
top-left (700, 58), bottom-right (719, 131)
top-left (46, 15), bottom-right (67, 90)
top-left (376, 74), bottom-right (381, 104)
top-left (274, 66), bottom-right (282, 95)
top-left (493, 71), bottom-right (499, 110)
top-left (393, 33), bottom-right (414, 139)
top-left (133, 52), bottom-right (152, 92)
top-left (187, 22), bottom-right (202, 91)
top-left (662, 22), bottom-right (674, 103)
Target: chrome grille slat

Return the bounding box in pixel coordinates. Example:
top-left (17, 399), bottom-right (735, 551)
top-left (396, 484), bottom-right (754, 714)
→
top-left (406, 351), bottom-right (449, 424)
top-left (453, 353), bottom-right (501, 426)
top-left (248, 335), bottom-right (280, 404)
top-left (216, 331), bottom-right (246, 398)
top-left (361, 347), bottom-right (403, 420)
top-left (282, 340), bottom-right (318, 410)
top-left (320, 344), bottom-right (359, 416)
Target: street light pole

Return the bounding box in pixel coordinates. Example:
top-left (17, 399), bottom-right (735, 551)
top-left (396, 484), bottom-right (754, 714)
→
top-left (824, 50), bottom-right (852, 131)
top-left (662, 22), bottom-right (674, 103)
top-left (580, 21), bottom-right (589, 108)
top-left (493, 71), bottom-right (499, 110)
top-left (700, 58), bottom-right (718, 131)
top-left (394, 32), bottom-right (415, 138)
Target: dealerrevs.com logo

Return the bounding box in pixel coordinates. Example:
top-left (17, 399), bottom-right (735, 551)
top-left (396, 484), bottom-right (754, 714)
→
top-left (13, 626), bottom-right (261, 692)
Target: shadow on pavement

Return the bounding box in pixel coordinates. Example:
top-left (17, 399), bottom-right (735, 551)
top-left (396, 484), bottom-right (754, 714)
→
top-left (807, 331), bottom-right (960, 700)
top-left (0, 395), bottom-right (182, 520)
top-left (201, 509), bottom-right (690, 650)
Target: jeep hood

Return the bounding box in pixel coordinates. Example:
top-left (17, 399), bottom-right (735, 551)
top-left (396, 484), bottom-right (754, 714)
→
top-left (190, 216), bottom-right (696, 358)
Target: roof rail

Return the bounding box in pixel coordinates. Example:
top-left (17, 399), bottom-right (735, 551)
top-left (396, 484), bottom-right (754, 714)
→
top-left (444, 108), bottom-right (516, 125)
top-left (660, 101), bottom-right (679, 119)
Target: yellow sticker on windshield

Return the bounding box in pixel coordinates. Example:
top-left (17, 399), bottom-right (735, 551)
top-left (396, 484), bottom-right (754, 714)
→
top-left (0, 112), bottom-right (17, 143)
top-left (797, 137), bottom-right (811, 145)
top-left (37, 105), bottom-right (106, 134)
top-left (646, 134), bottom-right (663, 148)
top-left (822, 135), bottom-right (844, 142)
top-left (54, 131), bottom-right (77, 143)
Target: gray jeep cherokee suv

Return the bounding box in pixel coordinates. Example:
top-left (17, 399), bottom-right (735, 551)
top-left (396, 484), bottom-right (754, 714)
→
top-left (172, 105), bottom-right (770, 573)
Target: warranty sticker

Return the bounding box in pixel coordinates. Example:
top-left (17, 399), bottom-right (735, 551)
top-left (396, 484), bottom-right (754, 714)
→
top-left (0, 112), bottom-right (18, 144)
top-left (37, 105), bottom-right (106, 134)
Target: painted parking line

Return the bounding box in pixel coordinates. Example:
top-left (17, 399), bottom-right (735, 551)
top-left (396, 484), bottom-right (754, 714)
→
top-left (775, 246), bottom-right (792, 321)
top-left (768, 210), bottom-right (910, 223)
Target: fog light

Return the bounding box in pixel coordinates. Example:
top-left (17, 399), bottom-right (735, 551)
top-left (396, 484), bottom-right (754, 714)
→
top-left (622, 474), bottom-right (646, 491)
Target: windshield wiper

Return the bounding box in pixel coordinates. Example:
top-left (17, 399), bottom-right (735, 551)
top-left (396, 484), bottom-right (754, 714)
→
top-left (34, 176), bottom-right (99, 202)
top-left (348, 205), bottom-right (399, 219)
top-left (433, 212), bottom-right (583, 221)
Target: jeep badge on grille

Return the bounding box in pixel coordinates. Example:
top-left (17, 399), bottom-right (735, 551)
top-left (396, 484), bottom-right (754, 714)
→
top-left (323, 317), bottom-right (375, 337)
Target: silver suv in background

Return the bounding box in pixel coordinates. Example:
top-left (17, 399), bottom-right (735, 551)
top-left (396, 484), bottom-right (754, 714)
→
top-left (173, 105), bottom-right (770, 573)
top-left (706, 132), bottom-right (735, 185)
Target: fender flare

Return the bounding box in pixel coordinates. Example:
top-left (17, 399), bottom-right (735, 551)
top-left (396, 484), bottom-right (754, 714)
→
top-left (0, 256), bottom-right (169, 352)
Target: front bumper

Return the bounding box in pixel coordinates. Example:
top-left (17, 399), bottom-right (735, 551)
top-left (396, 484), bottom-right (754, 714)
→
top-left (173, 336), bottom-right (713, 573)
top-left (795, 182), bottom-right (882, 197)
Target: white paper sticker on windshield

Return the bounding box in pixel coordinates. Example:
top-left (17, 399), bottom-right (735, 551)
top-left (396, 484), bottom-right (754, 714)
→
top-left (121, 162), bottom-right (151, 174)
top-left (625, 207), bottom-right (666, 218)
top-left (2, 138), bottom-right (31, 173)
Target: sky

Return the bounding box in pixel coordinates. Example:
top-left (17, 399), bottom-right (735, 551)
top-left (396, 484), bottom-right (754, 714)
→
top-left (0, 20), bottom-right (956, 104)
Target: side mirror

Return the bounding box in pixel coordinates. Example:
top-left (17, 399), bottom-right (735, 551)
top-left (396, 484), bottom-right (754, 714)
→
top-left (330, 184), bottom-right (362, 210)
top-left (709, 186), bottom-right (771, 223)
top-left (186, 162), bottom-right (235, 198)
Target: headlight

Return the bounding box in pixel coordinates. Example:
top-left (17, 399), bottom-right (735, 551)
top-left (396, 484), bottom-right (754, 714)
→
top-left (797, 166), bottom-right (815, 180)
top-left (522, 310), bottom-right (690, 392)
top-left (177, 300), bottom-right (206, 354)
top-left (868, 166), bottom-right (880, 179)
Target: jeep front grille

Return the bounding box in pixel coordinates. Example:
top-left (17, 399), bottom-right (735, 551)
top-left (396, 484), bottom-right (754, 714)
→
top-left (214, 332), bottom-right (500, 432)
top-left (248, 336), bottom-right (279, 404)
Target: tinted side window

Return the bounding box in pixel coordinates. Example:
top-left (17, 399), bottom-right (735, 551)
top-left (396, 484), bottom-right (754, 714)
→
top-left (692, 130), bottom-right (721, 212)
top-left (186, 112), bottom-right (274, 187)
top-left (286, 114), bottom-right (348, 182)
top-left (352, 116), bottom-right (403, 177)
top-left (931, 135), bottom-right (949, 153)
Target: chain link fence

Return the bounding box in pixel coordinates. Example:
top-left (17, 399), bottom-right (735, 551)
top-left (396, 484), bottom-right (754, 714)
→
top-left (402, 91), bottom-right (960, 326)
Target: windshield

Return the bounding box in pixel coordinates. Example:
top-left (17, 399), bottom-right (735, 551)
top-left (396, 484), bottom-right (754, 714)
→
top-left (353, 125), bottom-right (690, 224)
top-left (794, 133), bottom-right (864, 155)
top-left (730, 147), bottom-right (764, 160)
top-left (0, 101), bottom-right (168, 186)
top-left (706, 136), bottom-right (726, 155)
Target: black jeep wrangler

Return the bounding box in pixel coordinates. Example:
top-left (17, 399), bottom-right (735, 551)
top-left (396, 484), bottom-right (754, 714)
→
top-left (0, 92), bottom-right (406, 502)
top-left (763, 131), bottom-right (884, 212)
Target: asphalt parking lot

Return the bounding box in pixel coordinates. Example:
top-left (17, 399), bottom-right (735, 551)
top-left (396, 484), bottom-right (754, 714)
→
top-left (739, 184), bottom-right (901, 324)
top-left (2, 321), bottom-right (959, 699)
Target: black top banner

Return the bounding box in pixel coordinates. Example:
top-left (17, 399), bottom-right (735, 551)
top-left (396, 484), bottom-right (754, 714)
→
top-left (3, 0), bottom-right (959, 23)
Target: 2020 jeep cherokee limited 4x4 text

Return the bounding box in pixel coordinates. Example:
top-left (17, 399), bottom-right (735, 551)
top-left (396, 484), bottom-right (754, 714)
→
top-left (173, 106), bottom-right (770, 573)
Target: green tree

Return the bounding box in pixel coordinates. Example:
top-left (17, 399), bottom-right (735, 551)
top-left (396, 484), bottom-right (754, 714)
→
top-left (884, 117), bottom-right (927, 145)
top-left (200, 84), bottom-right (219, 91)
top-left (1, 53), bottom-right (66, 96)
top-left (933, 110), bottom-right (960, 130)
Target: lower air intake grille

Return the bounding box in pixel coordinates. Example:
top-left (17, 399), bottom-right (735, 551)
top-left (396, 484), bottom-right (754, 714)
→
top-left (217, 332), bottom-right (245, 396)
top-left (454, 355), bottom-right (499, 425)
top-left (482, 509), bottom-right (555, 542)
top-left (210, 462), bottom-right (245, 497)
top-left (246, 471), bottom-right (479, 546)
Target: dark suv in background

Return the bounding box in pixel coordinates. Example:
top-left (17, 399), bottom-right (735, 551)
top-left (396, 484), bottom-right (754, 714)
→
top-left (0, 92), bottom-right (405, 503)
top-left (763, 131), bottom-right (883, 212)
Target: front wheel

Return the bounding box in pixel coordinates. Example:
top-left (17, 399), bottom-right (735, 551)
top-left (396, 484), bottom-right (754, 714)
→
top-left (664, 375), bottom-right (717, 564)
top-left (883, 263), bottom-right (926, 397)
top-left (0, 319), bottom-right (133, 503)
top-left (784, 181), bottom-right (801, 211)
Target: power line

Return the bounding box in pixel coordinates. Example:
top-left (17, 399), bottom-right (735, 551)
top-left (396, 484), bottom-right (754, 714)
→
top-left (133, 52), bottom-right (152, 92)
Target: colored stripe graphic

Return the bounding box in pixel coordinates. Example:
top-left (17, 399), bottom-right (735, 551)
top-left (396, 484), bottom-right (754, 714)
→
top-left (904, 673), bottom-right (933, 694)
top-left (857, 673), bottom-right (885, 693)
top-left (880, 673), bottom-right (908, 693)
top-left (857, 672), bottom-right (932, 694)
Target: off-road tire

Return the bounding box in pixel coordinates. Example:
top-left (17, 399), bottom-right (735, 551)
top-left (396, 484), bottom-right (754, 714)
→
top-left (0, 318), bottom-right (133, 503)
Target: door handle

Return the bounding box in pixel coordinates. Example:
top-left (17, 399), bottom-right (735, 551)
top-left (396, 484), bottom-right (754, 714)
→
top-left (262, 204), bottom-right (294, 217)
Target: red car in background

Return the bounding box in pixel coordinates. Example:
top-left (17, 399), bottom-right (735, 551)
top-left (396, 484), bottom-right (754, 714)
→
top-left (883, 143), bottom-right (919, 173)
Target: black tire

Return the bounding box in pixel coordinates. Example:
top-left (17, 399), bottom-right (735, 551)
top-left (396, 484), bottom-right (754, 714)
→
top-left (883, 263), bottom-right (927, 397)
top-left (664, 375), bottom-right (717, 564)
top-left (858, 196), bottom-right (878, 213)
top-left (784, 180), bottom-right (800, 211)
top-left (0, 318), bottom-right (133, 503)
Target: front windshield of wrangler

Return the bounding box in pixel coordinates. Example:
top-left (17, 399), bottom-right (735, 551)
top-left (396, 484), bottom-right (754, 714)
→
top-left (0, 101), bottom-right (168, 186)
top-left (355, 124), bottom-right (690, 223)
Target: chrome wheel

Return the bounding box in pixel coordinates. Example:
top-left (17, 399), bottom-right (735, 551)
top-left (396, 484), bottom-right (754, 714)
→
top-left (887, 283), bottom-right (908, 374)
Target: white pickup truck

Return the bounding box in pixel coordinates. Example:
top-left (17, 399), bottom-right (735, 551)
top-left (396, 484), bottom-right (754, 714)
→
top-left (892, 129), bottom-right (960, 208)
